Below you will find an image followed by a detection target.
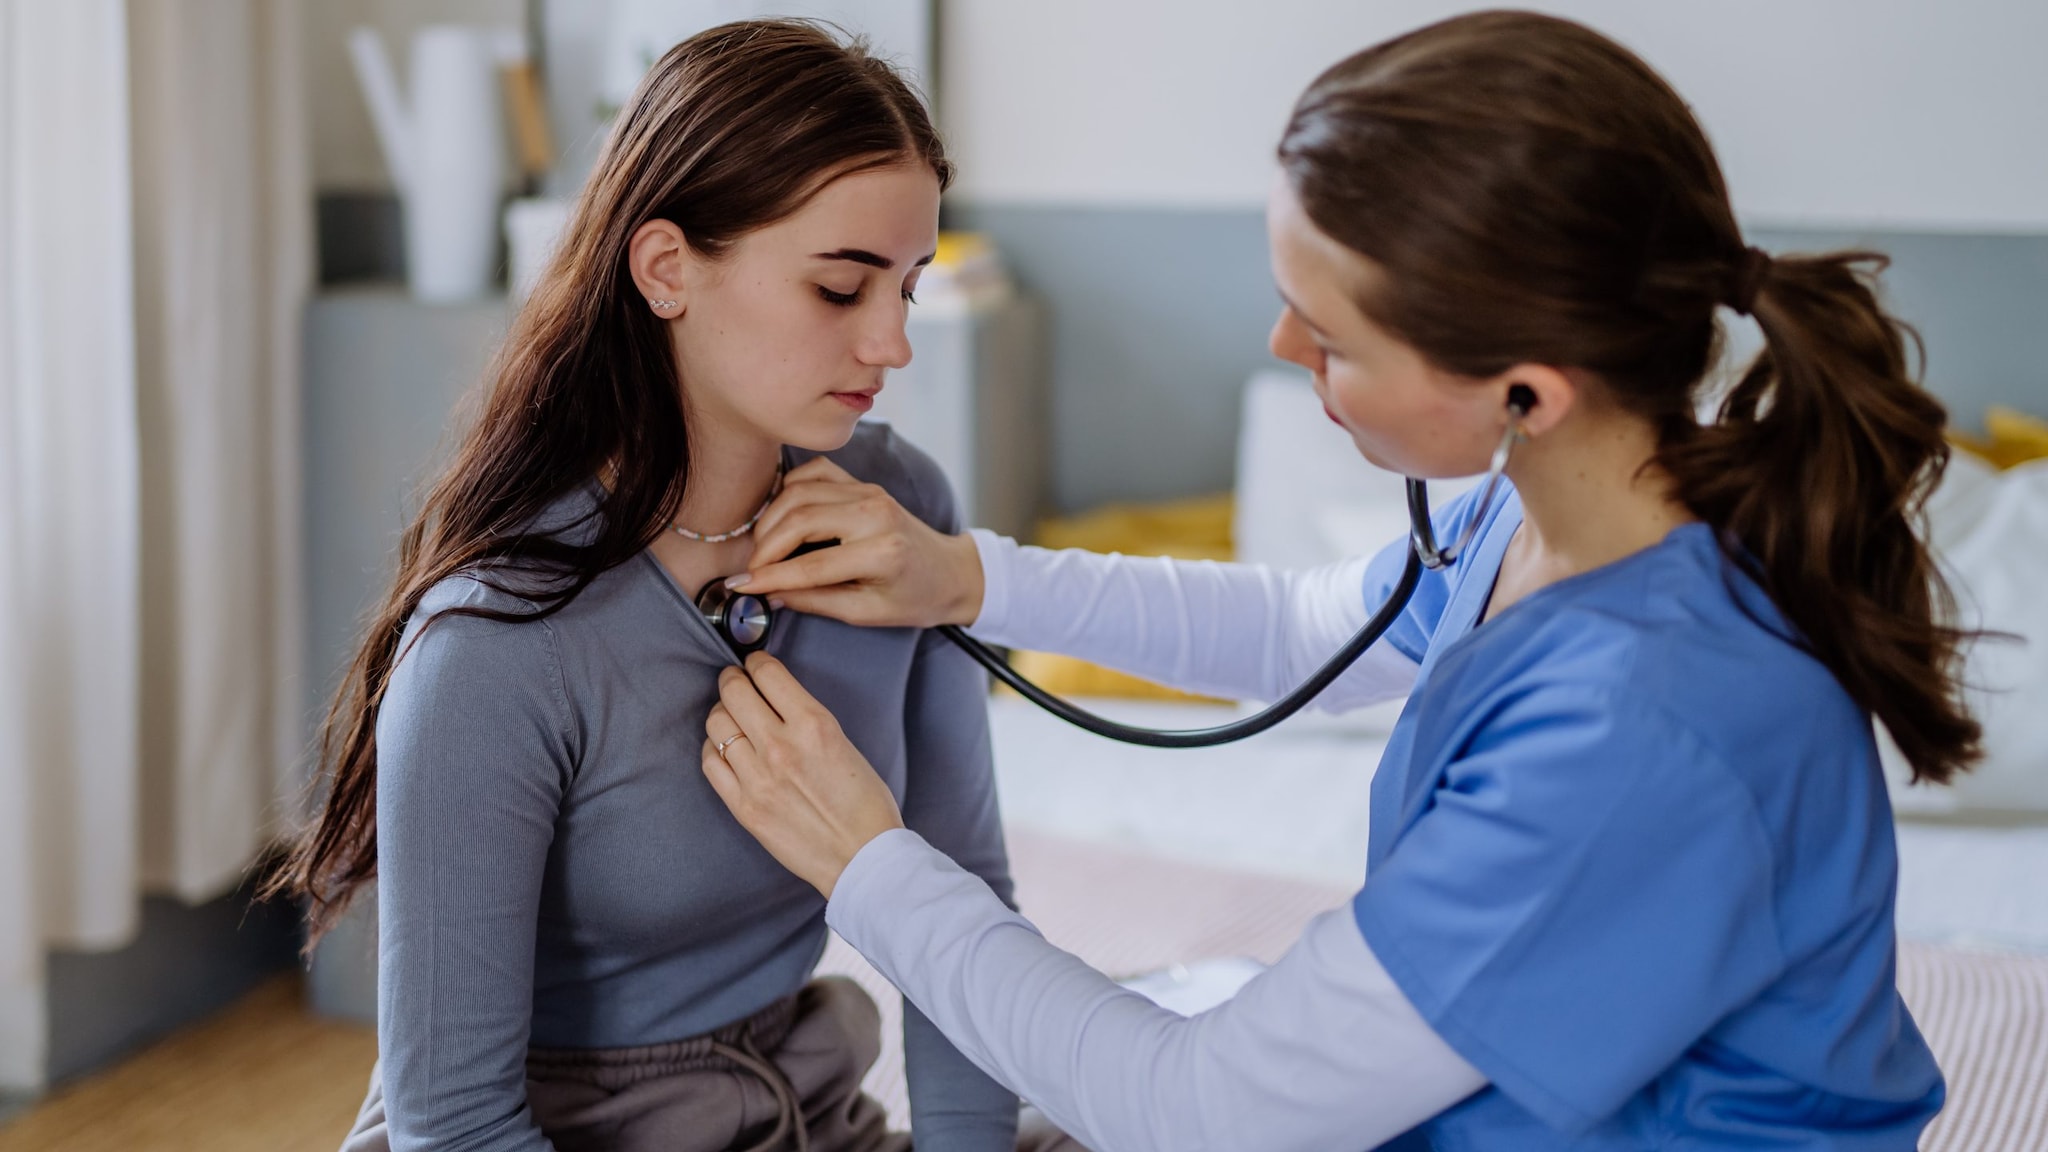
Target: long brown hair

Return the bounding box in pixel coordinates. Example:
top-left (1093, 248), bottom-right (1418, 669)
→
top-left (1278, 10), bottom-right (1978, 783)
top-left (266, 20), bottom-right (952, 943)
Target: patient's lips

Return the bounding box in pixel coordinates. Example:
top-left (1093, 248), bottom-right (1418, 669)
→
top-left (832, 386), bottom-right (879, 412)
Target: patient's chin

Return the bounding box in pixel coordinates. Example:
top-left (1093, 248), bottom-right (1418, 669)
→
top-left (780, 413), bottom-right (864, 454)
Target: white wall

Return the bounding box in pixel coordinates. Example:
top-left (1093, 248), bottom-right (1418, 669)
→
top-left (310, 3), bottom-right (2048, 226)
top-left (940, 0), bottom-right (2048, 231)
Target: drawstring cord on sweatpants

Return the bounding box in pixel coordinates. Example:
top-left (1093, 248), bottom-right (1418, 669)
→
top-left (712, 1029), bottom-right (811, 1152)
top-left (521, 989), bottom-right (820, 1152)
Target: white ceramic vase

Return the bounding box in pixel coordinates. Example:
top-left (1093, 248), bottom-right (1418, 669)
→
top-left (350, 25), bottom-right (509, 302)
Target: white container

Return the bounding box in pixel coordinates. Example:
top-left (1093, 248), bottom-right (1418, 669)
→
top-left (350, 26), bottom-right (510, 302)
top-left (504, 197), bottom-right (572, 305)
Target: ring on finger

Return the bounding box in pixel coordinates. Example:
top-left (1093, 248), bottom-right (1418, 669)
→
top-left (715, 732), bottom-right (748, 755)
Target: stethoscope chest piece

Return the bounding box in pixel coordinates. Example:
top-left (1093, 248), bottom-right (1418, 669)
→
top-left (696, 580), bottom-right (774, 656)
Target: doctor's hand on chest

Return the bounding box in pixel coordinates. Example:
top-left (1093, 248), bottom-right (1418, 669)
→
top-left (702, 652), bottom-right (904, 895)
top-left (727, 456), bottom-right (985, 630)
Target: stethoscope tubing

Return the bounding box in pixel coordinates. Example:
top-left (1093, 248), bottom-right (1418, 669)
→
top-left (937, 538), bottom-right (1424, 748)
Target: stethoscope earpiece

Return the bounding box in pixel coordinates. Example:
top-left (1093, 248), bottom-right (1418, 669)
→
top-left (695, 580), bottom-right (774, 656)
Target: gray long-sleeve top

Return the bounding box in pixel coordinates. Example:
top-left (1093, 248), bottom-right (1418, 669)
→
top-left (372, 423), bottom-right (1018, 1151)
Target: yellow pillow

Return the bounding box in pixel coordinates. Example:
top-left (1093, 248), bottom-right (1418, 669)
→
top-left (1951, 406), bottom-right (2048, 470)
top-left (1032, 493), bottom-right (1235, 558)
top-left (1002, 495), bottom-right (1234, 704)
top-left (1007, 649), bottom-right (1224, 704)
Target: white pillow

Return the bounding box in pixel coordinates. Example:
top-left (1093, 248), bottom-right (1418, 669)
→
top-left (1883, 454), bottom-right (2048, 814)
top-left (1236, 371), bottom-right (1484, 570)
top-left (1236, 371), bottom-right (1406, 571)
top-left (1233, 372), bottom-right (1478, 735)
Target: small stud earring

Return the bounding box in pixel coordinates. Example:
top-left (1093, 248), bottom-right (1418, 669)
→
top-left (649, 298), bottom-right (678, 311)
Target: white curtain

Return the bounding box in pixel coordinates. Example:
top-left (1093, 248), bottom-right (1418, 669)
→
top-left (0, 0), bottom-right (309, 1092)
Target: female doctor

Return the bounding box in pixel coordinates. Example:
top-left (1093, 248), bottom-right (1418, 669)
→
top-left (700, 12), bottom-right (1972, 1150)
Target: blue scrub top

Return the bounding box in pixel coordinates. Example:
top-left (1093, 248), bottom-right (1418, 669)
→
top-left (1353, 486), bottom-right (1943, 1150)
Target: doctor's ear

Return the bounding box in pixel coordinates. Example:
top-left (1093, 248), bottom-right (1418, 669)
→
top-left (627, 219), bottom-right (693, 319)
top-left (1491, 364), bottom-right (1576, 438)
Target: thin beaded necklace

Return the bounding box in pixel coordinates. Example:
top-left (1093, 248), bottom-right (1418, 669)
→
top-left (669, 461), bottom-right (786, 544)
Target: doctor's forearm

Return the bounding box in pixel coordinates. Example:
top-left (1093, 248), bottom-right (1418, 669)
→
top-left (828, 827), bottom-right (1190, 1152)
top-left (967, 530), bottom-right (1417, 709)
top-left (826, 829), bottom-right (1487, 1152)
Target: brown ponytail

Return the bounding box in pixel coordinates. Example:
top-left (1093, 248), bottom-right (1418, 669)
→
top-left (1662, 251), bottom-right (1977, 783)
top-left (262, 20), bottom-right (951, 945)
top-left (1278, 10), bottom-right (1979, 783)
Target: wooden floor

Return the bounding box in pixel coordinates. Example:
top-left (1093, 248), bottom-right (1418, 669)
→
top-left (0, 975), bottom-right (377, 1152)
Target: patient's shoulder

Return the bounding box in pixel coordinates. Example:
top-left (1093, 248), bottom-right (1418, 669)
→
top-left (399, 572), bottom-right (557, 673)
top-left (811, 421), bottom-right (961, 533)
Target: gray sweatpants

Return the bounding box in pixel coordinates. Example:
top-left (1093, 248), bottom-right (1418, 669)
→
top-left (341, 977), bottom-right (1084, 1152)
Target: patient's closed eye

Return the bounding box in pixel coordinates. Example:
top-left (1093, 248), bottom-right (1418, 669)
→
top-left (817, 285), bottom-right (919, 307)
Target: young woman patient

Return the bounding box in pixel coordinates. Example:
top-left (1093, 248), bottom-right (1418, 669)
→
top-left (266, 21), bottom-right (1041, 1152)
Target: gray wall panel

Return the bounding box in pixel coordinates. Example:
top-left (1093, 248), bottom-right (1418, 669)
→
top-left (946, 205), bottom-right (1278, 512)
top-left (953, 203), bottom-right (2048, 512)
top-left (1749, 228), bottom-right (2048, 432)
top-left (44, 883), bottom-right (300, 1086)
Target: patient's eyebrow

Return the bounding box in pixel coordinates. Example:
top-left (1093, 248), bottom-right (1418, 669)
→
top-left (812, 248), bottom-right (939, 270)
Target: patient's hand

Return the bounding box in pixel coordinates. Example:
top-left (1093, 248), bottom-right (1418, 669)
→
top-left (702, 652), bottom-right (905, 897)
top-left (731, 457), bottom-right (984, 629)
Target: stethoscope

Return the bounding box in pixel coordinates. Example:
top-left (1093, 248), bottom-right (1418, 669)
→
top-left (697, 388), bottom-right (1532, 748)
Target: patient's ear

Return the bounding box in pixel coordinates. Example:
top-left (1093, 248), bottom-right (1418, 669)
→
top-left (627, 219), bottom-right (690, 318)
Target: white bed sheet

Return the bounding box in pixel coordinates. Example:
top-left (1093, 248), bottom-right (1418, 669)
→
top-left (989, 695), bottom-right (2048, 953)
top-left (990, 695), bottom-right (1382, 888)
